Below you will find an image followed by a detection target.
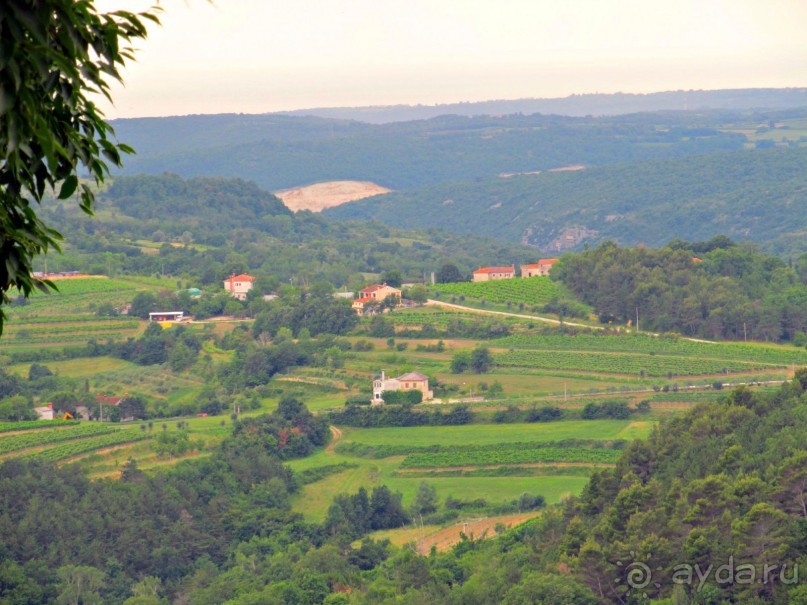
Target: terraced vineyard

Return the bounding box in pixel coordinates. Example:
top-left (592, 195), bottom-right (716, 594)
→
top-left (0, 420), bottom-right (153, 464)
top-left (494, 333), bottom-right (807, 365)
top-left (0, 424), bottom-right (121, 455)
top-left (0, 277), bottom-right (160, 354)
top-left (432, 277), bottom-right (564, 306)
top-left (0, 420), bottom-right (79, 433)
top-left (387, 308), bottom-right (528, 328)
top-left (495, 349), bottom-right (773, 377)
top-left (24, 430), bottom-right (149, 462)
top-left (400, 446), bottom-right (621, 468)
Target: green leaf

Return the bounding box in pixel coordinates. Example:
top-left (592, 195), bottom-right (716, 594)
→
top-left (58, 175), bottom-right (78, 199)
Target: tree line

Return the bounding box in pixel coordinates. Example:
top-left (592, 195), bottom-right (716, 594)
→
top-left (554, 237), bottom-right (807, 341)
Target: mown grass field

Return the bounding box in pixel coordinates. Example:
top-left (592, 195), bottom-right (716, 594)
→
top-left (286, 419), bottom-right (653, 521)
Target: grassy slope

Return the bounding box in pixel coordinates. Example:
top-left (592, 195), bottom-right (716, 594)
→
top-left (287, 420), bottom-right (653, 521)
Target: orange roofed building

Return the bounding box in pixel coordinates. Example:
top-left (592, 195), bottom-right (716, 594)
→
top-left (223, 273), bottom-right (255, 301)
top-left (353, 283), bottom-right (401, 315)
top-left (472, 266), bottom-right (516, 282)
top-left (521, 258), bottom-right (558, 277)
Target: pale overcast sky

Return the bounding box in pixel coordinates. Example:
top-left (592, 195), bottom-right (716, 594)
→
top-left (99, 0), bottom-right (807, 118)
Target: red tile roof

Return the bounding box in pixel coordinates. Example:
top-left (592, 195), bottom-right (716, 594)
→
top-left (361, 284), bottom-right (385, 294)
top-left (353, 296), bottom-right (374, 304)
top-left (473, 266), bottom-right (515, 274)
top-left (397, 372), bottom-right (429, 381)
top-left (96, 394), bottom-right (124, 406)
top-left (523, 259), bottom-right (558, 269)
top-left (224, 273), bottom-right (255, 283)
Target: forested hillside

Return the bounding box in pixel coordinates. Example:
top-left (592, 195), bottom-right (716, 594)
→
top-left (326, 147), bottom-right (807, 255)
top-left (552, 238), bottom-right (807, 341)
top-left (39, 174), bottom-right (534, 286)
top-left (111, 110), bottom-right (752, 191)
top-left (3, 380), bottom-right (807, 602)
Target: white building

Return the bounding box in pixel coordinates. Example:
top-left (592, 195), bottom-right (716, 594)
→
top-left (223, 273), bottom-right (255, 301)
top-left (372, 371), bottom-right (433, 405)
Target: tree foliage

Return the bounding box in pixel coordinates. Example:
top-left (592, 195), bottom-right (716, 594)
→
top-left (0, 1), bottom-right (159, 334)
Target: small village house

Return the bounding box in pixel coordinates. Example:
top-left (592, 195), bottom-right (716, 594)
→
top-left (223, 273), bottom-right (255, 301)
top-left (472, 266), bottom-right (516, 282)
top-left (34, 404), bottom-right (54, 421)
top-left (521, 258), bottom-right (558, 277)
top-left (96, 394), bottom-right (136, 422)
top-left (353, 283), bottom-right (402, 315)
top-left (372, 371), bottom-right (433, 405)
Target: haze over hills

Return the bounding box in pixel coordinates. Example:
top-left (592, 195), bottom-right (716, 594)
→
top-left (325, 147), bottom-right (807, 255)
top-left (112, 108), bottom-right (754, 191)
top-left (276, 87), bottom-right (807, 123)
top-left (107, 88), bottom-right (807, 256)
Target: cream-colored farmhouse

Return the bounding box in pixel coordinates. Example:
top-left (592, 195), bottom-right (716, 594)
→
top-left (521, 259), bottom-right (558, 277)
top-left (353, 283), bottom-right (402, 315)
top-left (472, 266), bottom-right (516, 282)
top-left (223, 273), bottom-right (255, 301)
top-left (372, 371), bottom-right (433, 405)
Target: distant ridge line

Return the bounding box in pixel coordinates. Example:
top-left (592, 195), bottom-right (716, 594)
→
top-left (277, 87), bottom-right (807, 123)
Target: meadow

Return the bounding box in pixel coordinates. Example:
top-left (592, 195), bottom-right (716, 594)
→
top-left (286, 419), bottom-right (652, 521)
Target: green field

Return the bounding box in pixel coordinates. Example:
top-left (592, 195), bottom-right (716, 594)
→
top-left (0, 277), bottom-right (170, 355)
top-left (286, 419), bottom-right (653, 521)
top-left (431, 277), bottom-right (565, 306)
top-left (495, 349), bottom-right (773, 377)
top-left (7, 356), bottom-right (136, 378)
top-left (339, 420), bottom-right (653, 447)
top-left (494, 333), bottom-right (807, 365)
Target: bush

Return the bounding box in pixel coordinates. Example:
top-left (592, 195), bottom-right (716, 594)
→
top-left (526, 407), bottom-right (563, 422)
top-left (517, 493), bottom-right (546, 512)
top-left (581, 400), bottom-right (631, 420)
top-left (380, 390), bottom-right (423, 405)
top-left (345, 394), bottom-right (372, 406)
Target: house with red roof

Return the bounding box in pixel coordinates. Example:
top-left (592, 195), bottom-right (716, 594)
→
top-left (223, 273), bottom-right (255, 301)
top-left (521, 258), bottom-right (559, 277)
top-left (472, 266), bottom-right (516, 282)
top-left (353, 283), bottom-right (402, 315)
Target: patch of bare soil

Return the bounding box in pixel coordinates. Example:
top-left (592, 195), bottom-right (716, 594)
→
top-left (275, 181), bottom-right (391, 212)
top-left (415, 512), bottom-right (542, 554)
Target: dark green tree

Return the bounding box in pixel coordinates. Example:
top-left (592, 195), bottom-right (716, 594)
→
top-left (0, 2), bottom-right (159, 334)
top-left (470, 347), bottom-right (493, 373)
top-left (437, 263), bottom-right (464, 283)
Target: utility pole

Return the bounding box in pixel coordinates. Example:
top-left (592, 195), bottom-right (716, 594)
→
top-left (636, 307), bottom-right (640, 333)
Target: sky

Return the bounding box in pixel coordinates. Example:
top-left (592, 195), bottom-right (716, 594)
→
top-left (99, 0), bottom-right (807, 118)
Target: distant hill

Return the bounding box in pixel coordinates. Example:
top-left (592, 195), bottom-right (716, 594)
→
top-left (43, 174), bottom-right (537, 284)
top-left (278, 88), bottom-right (807, 123)
top-left (324, 147), bottom-right (807, 256)
top-left (111, 110), bottom-right (754, 191)
top-left (275, 181), bottom-right (391, 212)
